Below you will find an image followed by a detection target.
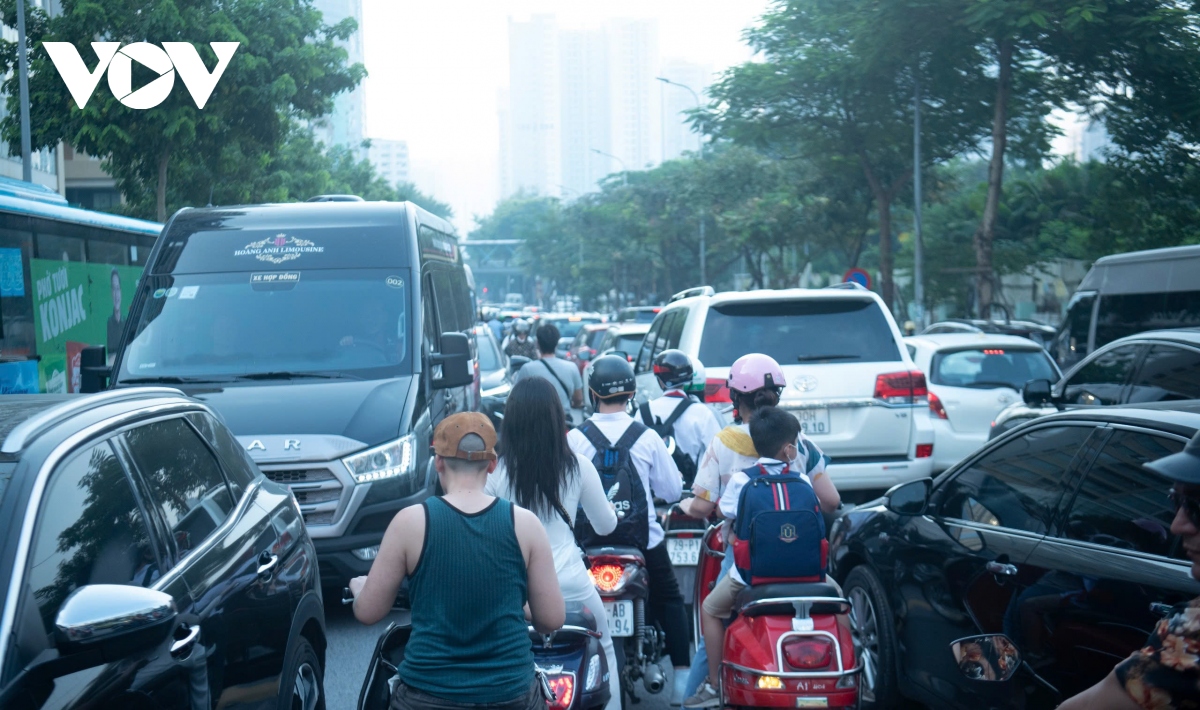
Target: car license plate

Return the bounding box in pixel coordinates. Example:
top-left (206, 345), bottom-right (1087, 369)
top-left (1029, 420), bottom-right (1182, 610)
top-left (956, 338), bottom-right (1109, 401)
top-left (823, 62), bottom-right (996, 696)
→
top-left (667, 537), bottom-right (701, 566)
top-left (604, 600), bottom-right (634, 637)
top-left (792, 408), bottom-right (831, 435)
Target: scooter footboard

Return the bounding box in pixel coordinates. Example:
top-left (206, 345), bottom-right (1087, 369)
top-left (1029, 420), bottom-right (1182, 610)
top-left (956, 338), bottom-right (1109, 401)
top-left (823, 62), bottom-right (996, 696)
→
top-left (721, 598), bottom-right (860, 708)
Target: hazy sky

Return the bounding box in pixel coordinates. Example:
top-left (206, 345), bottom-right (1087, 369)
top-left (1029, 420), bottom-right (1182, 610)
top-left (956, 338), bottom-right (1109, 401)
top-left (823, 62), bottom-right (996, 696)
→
top-left (360, 1), bottom-right (772, 233)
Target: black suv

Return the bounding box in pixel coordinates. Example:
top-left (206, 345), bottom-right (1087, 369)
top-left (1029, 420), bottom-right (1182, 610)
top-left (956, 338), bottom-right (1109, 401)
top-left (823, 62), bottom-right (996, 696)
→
top-left (0, 389), bottom-right (326, 710)
top-left (830, 402), bottom-right (1200, 709)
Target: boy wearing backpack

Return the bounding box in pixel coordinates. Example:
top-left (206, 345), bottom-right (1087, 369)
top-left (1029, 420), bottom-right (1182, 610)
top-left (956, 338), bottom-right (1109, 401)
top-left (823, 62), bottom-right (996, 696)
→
top-left (568, 355), bottom-right (691, 673)
top-left (684, 406), bottom-right (840, 708)
top-left (638, 350), bottom-right (721, 488)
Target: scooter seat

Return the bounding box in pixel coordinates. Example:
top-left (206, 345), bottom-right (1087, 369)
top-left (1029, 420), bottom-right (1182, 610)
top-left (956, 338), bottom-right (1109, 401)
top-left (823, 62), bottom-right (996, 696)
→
top-left (735, 582), bottom-right (845, 617)
top-left (563, 602), bottom-right (599, 632)
top-left (584, 545), bottom-right (645, 564)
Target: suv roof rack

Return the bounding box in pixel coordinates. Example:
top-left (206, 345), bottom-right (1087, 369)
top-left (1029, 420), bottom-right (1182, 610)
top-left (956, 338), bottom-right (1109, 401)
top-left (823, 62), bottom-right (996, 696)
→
top-left (824, 282), bottom-right (866, 291)
top-left (669, 286), bottom-right (715, 303)
top-left (2, 387), bottom-right (186, 454)
top-left (306, 194), bottom-right (364, 202)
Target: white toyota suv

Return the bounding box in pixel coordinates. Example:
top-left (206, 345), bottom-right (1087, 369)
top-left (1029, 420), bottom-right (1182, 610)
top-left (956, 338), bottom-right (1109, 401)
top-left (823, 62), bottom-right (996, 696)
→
top-left (632, 285), bottom-right (934, 493)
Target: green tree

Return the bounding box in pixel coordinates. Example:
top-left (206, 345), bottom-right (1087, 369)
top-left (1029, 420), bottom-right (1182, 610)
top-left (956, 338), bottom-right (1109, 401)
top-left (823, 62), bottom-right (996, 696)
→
top-left (0, 0), bottom-right (365, 221)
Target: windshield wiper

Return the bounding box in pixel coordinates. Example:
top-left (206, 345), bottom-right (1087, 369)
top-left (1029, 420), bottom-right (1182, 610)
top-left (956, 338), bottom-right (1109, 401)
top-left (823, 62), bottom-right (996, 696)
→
top-left (796, 354), bottom-right (859, 362)
top-left (119, 375), bottom-right (234, 385)
top-left (233, 371), bottom-right (354, 381)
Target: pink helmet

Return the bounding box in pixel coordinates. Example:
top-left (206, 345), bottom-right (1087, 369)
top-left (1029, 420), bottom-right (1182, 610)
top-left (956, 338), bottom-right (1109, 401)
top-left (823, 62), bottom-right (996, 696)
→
top-left (727, 353), bottom-right (786, 393)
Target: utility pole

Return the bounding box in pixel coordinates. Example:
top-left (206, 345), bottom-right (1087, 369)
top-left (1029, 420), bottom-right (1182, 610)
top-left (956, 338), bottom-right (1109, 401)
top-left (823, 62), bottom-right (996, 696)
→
top-left (16, 0), bottom-right (33, 182)
top-left (699, 210), bottom-right (706, 286)
top-left (912, 70), bottom-right (926, 329)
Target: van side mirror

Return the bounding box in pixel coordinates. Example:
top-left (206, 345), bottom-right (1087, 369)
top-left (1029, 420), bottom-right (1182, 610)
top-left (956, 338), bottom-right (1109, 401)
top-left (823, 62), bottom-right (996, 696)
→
top-left (79, 346), bottom-right (110, 393)
top-left (950, 634), bottom-right (1021, 682)
top-left (431, 332), bottom-right (472, 390)
top-left (884, 478), bottom-right (931, 515)
top-left (1022, 379), bottom-right (1053, 406)
top-left (55, 585), bottom-right (177, 658)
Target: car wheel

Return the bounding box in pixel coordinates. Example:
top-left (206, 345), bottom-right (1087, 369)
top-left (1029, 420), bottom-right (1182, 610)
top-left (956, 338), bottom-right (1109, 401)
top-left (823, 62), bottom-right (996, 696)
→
top-left (845, 566), bottom-right (900, 709)
top-left (279, 636), bottom-right (324, 710)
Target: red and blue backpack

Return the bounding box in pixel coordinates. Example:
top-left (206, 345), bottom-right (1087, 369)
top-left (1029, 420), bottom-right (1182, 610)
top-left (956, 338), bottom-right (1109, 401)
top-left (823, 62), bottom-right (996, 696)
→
top-left (732, 463), bottom-right (827, 585)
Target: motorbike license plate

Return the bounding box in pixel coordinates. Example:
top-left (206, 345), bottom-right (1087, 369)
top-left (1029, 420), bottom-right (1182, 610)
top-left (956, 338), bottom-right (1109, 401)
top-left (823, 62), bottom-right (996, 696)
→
top-left (667, 537), bottom-right (702, 566)
top-left (792, 408), bottom-right (831, 436)
top-left (604, 600), bottom-right (635, 637)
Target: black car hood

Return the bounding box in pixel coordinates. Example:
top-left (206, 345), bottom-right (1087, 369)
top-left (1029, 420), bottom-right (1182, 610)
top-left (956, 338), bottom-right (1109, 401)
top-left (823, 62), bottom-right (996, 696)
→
top-left (192, 377), bottom-right (412, 447)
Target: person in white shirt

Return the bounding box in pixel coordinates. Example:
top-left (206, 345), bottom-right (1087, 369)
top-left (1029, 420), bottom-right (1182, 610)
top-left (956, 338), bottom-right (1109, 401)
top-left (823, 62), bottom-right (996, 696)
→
top-left (685, 406), bottom-right (841, 708)
top-left (567, 355), bottom-right (690, 677)
top-left (486, 377), bottom-right (621, 710)
top-left (637, 350), bottom-right (721, 488)
top-left (678, 353), bottom-right (839, 700)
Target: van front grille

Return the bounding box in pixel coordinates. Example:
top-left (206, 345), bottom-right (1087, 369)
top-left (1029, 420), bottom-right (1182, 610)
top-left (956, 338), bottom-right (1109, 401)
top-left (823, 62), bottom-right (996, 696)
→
top-left (265, 468), bottom-right (337, 484)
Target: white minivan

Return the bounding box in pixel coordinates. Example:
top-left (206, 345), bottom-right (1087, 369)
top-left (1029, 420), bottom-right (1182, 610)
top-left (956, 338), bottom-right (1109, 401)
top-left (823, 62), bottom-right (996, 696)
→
top-left (633, 285), bottom-right (934, 494)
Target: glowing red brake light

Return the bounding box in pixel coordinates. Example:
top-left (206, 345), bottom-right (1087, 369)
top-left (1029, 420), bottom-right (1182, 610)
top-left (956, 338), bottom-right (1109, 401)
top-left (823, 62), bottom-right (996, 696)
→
top-left (705, 378), bottom-right (731, 403)
top-left (783, 637), bottom-right (833, 670)
top-left (983, 349), bottom-right (1005, 355)
top-left (545, 673), bottom-right (575, 709)
top-left (589, 564), bottom-right (625, 593)
top-left (928, 391), bottom-right (948, 420)
top-left (874, 370), bottom-right (928, 404)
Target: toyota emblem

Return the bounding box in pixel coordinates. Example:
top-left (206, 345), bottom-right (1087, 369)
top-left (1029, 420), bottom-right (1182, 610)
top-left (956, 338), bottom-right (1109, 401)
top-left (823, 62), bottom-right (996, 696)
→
top-left (794, 375), bottom-right (819, 392)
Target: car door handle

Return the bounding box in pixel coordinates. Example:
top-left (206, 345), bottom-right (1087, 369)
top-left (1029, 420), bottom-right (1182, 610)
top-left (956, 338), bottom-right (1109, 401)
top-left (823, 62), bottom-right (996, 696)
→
top-left (171, 624), bottom-right (200, 655)
top-left (986, 561), bottom-right (1018, 577)
top-left (257, 552), bottom-right (280, 579)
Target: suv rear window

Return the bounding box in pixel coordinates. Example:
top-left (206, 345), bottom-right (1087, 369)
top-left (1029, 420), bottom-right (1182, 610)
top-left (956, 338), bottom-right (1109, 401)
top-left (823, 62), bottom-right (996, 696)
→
top-left (698, 299), bottom-right (901, 367)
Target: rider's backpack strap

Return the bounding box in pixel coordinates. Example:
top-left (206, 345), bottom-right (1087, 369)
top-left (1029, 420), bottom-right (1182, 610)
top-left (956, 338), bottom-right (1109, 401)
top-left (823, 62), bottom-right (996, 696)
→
top-left (578, 420), bottom-right (614, 456)
top-left (660, 398), bottom-right (692, 432)
top-left (613, 420), bottom-right (649, 451)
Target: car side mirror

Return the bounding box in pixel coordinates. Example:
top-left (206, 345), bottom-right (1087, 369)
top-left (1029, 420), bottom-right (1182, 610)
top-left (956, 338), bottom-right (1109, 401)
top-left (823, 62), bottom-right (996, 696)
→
top-left (79, 345), bottom-right (111, 393)
top-left (950, 634), bottom-right (1021, 682)
top-left (55, 585), bottom-right (177, 658)
top-left (884, 478), bottom-right (931, 516)
top-left (1022, 379), bottom-right (1053, 406)
top-left (508, 355), bottom-right (531, 375)
top-left (431, 332), bottom-right (472, 390)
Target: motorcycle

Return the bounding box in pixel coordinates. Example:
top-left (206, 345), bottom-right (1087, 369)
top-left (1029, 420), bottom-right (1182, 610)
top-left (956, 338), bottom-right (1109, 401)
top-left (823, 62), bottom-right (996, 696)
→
top-left (584, 545), bottom-right (668, 706)
top-left (658, 495), bottom-right (713, 646)
top-left (347, 592), bottom-right (612, 710)
top-left (693, 525), bottom-right (862, 708)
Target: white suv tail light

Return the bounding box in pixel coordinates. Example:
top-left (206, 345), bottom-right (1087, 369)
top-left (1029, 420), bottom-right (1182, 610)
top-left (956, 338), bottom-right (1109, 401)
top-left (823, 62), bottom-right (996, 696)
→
top-left (874, 370), bottom-right (928, 405)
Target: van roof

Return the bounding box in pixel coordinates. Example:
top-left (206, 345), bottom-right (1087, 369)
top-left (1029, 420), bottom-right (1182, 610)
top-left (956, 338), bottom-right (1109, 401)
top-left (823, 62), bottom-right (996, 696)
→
top-left (1079, 244), bottom-right (1200, 295)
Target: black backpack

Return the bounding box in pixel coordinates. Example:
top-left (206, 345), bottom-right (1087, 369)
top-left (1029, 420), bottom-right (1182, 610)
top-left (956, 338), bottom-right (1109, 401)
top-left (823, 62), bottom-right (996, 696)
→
top-left (575, 420), bottom-right (650, 550)
top-left (639, 398), bottom-right (698, 487)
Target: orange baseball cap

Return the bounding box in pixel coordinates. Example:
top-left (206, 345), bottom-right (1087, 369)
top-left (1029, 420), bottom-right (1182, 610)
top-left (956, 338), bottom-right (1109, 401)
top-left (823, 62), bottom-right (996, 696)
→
top-left (432, 412), bottom-right (498, 461)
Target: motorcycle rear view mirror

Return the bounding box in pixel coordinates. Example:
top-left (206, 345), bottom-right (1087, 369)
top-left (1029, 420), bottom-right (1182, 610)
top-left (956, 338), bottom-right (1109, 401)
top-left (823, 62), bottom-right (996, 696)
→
top-left (950, 635), bottom-right (1021, 682)
top-left (508, 355), bottom-right (531, 375)
top-left (884, 478), bottom-right (931, 516)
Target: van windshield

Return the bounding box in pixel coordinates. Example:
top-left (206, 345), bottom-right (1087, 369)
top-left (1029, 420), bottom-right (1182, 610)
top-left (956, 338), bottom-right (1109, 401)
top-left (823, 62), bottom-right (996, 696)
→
top-left (116, 269), bottom-right (412, 383)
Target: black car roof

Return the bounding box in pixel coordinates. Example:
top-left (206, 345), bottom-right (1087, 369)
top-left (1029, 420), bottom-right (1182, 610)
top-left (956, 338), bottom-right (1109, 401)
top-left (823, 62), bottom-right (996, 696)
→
top-left (1039, 400), bottom-right (1200, 438)
top-left (0, 388), bottom-right (193, 457)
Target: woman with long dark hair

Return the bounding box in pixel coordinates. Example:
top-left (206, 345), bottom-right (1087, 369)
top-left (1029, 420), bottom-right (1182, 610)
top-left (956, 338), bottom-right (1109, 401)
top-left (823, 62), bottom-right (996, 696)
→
top-left (486, 377), bottom-right (621, 710)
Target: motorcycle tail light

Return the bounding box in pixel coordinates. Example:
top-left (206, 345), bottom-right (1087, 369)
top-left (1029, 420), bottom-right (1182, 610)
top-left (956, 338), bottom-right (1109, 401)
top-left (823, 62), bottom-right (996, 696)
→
top-left (756, 675), bottom-right (784, 689)
top-left (589, 564), bottom-right (626, 593)
top-left (585, 654), bottom-right (601, 690)
top-left (544, 673), bottom-right (575, 709)
top-left (783, 637), bottom-right (833, 670)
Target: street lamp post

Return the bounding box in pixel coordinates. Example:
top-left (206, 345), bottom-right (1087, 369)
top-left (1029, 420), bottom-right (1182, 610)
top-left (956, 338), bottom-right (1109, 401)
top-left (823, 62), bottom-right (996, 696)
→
top-left (591, 148), bottom-right (627, 178)
top-left (656, 76), bottom-right (707, 285)
top-left (16, 0), bottom-right (33, 182)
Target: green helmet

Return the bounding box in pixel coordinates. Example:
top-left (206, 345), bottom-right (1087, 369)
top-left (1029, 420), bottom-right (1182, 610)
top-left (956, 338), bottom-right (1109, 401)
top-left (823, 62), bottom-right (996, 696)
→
top-left (683, 356), bottom-right (706, 395)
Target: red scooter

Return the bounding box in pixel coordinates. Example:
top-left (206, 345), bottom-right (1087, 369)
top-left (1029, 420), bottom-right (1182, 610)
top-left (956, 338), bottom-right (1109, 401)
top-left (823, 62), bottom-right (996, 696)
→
top-left (694, 525), bottom-right (861, 708)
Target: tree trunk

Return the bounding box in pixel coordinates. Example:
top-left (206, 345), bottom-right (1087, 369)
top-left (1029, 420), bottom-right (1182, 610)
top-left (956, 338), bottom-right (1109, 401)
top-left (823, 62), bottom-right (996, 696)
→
top-left (974, 37), bottom-right (1013, 318)
top-left (156, 149), bottom-right (170, 223)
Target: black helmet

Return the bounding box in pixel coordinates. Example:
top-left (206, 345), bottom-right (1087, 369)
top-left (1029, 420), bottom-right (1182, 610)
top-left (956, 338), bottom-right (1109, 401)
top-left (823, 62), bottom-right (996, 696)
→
top-left (1145, 430), bottom-right (1200, 484)
top-left (588, 355), bottom-right (637, 405)
top-left (653, 349), bottom-right (694, 389)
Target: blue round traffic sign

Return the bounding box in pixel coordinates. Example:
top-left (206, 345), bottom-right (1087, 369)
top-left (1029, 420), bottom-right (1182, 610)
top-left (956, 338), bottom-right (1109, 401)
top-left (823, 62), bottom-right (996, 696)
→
top-left (843, 268), bottom-right (871, 289)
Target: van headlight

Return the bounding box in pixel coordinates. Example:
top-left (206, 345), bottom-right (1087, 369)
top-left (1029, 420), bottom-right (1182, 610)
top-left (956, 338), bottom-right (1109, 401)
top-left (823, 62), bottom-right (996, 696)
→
top-left (343, 434), bottom-right (416, 484)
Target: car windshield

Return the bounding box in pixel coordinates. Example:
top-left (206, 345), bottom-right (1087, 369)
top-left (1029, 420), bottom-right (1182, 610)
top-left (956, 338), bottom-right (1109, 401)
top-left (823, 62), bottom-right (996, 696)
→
top-left (116, 269), bottom-right (412, 382)
top-left (932, 348), bottom-right (1058, 390)
top-left (698, 299), bottom-right (901, 367)
top-left (477, 331), bottom-right (502, 371)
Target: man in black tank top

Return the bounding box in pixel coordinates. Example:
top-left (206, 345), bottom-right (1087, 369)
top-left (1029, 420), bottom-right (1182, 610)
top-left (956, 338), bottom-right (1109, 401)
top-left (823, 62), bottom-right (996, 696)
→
top-left (350, 413), bottom-right (565, 708)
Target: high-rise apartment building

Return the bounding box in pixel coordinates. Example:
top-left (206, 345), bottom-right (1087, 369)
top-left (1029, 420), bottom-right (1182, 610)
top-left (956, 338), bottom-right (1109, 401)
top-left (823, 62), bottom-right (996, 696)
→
top-left (503, 15), bottom-right (561, 198)
top-left (659, 59), bottom-right (710, 162)
top-left (369, 139), bottom-right (409, 187)
top-left (311, 0), bottom-right (367, 157)
top-left (559, 28), bottom-right (611, 198)
top-left (607, 19), bottom-right (660, 173)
